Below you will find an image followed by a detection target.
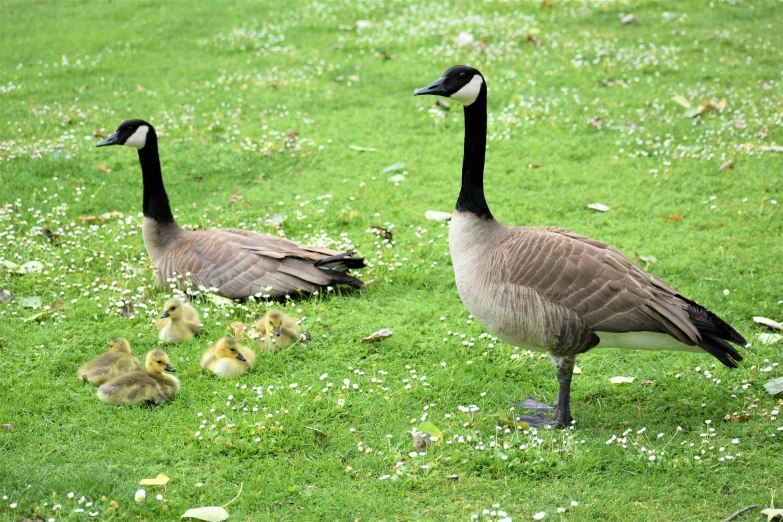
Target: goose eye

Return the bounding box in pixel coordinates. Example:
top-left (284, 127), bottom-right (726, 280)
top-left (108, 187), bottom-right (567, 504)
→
top-left (459, 72), bottom-right (466, 78)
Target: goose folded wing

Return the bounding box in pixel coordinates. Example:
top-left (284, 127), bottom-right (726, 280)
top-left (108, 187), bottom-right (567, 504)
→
top-left (497, 226), bottom-right (702, 346)
top-left (165, 231), bottom-right (338, 298)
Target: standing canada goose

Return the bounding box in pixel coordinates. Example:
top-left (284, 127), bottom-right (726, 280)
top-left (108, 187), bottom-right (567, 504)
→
top-left (78, 338), bottom-right (142, 386)
top-left (414, 65), bottom-right (746, 428)
top-left (251, 309), bottom-right (300, 349)
top-left (156, 297), bottom-right (201, 343)
top-left (97, 350), bottom-right (180, 406)
top-left (96, 119), bottom-right (365, 299)
top-left (201, 337), bottom-right (256, 377)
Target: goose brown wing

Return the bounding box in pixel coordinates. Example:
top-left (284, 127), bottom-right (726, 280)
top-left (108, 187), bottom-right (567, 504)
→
top-left (496, 226), bottom-right (702, 345)
top-left (159, 229), bottom-right (350, 299)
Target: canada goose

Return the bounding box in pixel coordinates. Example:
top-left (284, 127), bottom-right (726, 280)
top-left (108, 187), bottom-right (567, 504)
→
top-left (97, 349), bottom-right (180, 406)
top-left (251, 309), bottom-right (300, 349)
top-left (96, 120), bottom-right (365, 299)
top-left (78, 338), bottom-right (142, 386)
top-left (156, 297), bottom-right (201, 343)
top-left (414, 65), bottom-right (746, 428)
top-left (201, 337), bottom-right (256, 377)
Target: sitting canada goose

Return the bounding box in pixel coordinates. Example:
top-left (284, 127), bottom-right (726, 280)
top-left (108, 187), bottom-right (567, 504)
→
top-left (156, 297), bottom-right (200, 343)
top-left (414, 65), bottom-right (746, 428)
top-left (251, 309), bottom-right (300, 349)
top-left (78, 338), bottom-right (142, 386)
top-left (97, 349), bottom-right (180, 406)
top-left (201, 337), bottom-right (256, 377)
top-left (96, 120), bottom-right (365, 299)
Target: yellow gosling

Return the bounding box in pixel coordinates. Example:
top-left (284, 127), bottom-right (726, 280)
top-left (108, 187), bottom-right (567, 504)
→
top-left (97, 350), bottom-right (180, 406)
top-left (156, 297), bottom-right (200, 343)
top-left (201, 337), bottom-right (256, 378)
top-left (78, 338), bottom-right (142, 386)
top-left (251, 310), bottom-right (300, 350)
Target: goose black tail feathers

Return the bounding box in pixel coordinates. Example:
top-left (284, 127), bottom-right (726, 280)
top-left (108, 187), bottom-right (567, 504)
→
top-left (315, 253), bottom-right (366, 272)
top-left (680, 295), bottom-right (746, 368)
top-left (315, 253), bottom-right (366, 289)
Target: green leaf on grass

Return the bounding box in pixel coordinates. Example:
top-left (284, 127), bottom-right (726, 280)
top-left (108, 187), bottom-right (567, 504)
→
top-left (19, 296), bottom-right (42, 309)
top-left (764, 377), bottom-right (783, 396)
top-left (17, 261), bottom-right (43, 274)
top-left (349, 145), bottom-right (376, 152)
top-left (415, 421), bottom-right (443, 443)
top-left (2, 260), bottom-right (19, 270)
top-left (181, 506), bottom-right (229, 522)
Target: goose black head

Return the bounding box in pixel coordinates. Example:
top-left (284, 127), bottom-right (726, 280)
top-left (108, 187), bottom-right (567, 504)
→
top-left (97, 119), bottom-right (154, 150)
top-left (414, 65), bottom-right (485, 107)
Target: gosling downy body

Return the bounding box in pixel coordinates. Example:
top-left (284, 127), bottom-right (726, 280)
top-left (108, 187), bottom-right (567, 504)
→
top-left (97, 350), bottom-right (180, 406)
top-left (156, 297), bottom-right (200, 343)
top-left (414, 65), bottom-right (746, 428)
top-left (252, 309), bottom-right (300, 349)
top-left (201, 337), bottom-right (256, 377)
top-left (78, 338), bottom-right (142, 386)
top-left (96, 120), bottom-right (365, 299)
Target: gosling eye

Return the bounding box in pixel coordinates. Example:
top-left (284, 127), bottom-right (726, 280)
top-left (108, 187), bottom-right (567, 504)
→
top-left (170, 306), bottom-right (177, 311)
top-left (157, 360), bottom-right (163, 364)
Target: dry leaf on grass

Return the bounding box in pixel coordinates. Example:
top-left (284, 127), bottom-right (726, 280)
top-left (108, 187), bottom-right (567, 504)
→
top-left (382, 163), bottom-right (405, 173)
top-left (139, 473), bottom-right (169, 487)
top-left (724, 412), bottom-right (750, 422)
top-left (758, 333), bottom-right (782, 345)
top-left (1, 423), bottom-right (15, 430)
top-left (412, 431), bottom-right (431, 451)
top-left (587, 203), bottom-right (610, 212)
top-left (369, 225), bottom-right (393, 241)
top-left (610, 376), bottom-right (635, 384)
top-left (761, 508), bottom-right (783, 521)
top-left (425, 210), bottom-right (452, 221)
top-left (634, 253), bottom-right (658, 264)
top-left (349, 145), bottom-right (376, 152)
top-left (96, 163), bottom-right (110, 172)
top-left (181, 506), bottom-right (229, 522)
top-left (0, 289), bottom-right (11, 303)
top-left (620, 14), bottom-right (636, 24)
top-left (75, 211), bottom-right (124, 222)
top-left (753, 316), bottom-right (782, 330)
top-left (229, 321), bottom-right (248, 338)
top-left (661, 213), bottom-right (682, 221)
top-left (361, 328), bottom-right (393, 344)
top-left (718, 160), bottom-right (735, 171)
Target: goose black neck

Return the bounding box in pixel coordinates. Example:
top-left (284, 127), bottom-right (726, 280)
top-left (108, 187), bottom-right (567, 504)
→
top-left (456, 89), bottom-right (492, 219)
top-left (137, 132), bottom-right (175, 224)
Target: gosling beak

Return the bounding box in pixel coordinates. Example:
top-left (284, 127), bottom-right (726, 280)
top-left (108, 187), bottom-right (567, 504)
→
top-left (96, 131), bottom-right (121, 147)
top-left (273, 326), bottom-right (281, 336)
top-left (236, 353), bottom-right (246, 362)
top-left (165, 364), bottom-right (176, 373)
top-left (414, 77), bottom-right (447, 96)
top-left (160, 310), bottom-right (170, 319)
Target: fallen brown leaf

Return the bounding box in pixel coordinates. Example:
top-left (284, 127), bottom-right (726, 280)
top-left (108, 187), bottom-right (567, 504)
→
top-left (361, 328), bottom-right (393, 344)
top-left (370, 225), bottom-right (393, 242)
top-left (1, 423), bottom-right (15, 430)
top-left (96, 163), bottom-right (110, 173)
top-left (719, 160), bottom-right (735, 171)
top-left (661, 213), bottom-right (682, 221)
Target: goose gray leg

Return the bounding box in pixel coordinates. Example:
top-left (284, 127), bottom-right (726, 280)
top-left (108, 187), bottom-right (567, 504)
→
top-left (516, 355), bottom-right (575, 429)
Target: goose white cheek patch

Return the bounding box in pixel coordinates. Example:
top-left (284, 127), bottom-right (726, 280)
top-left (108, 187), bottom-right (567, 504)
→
top-left (450, 75), bottom-right (484, 106)
top-left (124, 125), bottom-right (149, 149)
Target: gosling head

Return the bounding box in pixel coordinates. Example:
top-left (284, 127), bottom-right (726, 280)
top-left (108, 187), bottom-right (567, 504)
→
top-left (159, 298), bottom-right (185, 321)
top-left (414, 65), bottom-right (485, 107)
top-left (265, 310), bottom-right (284, 337)
top-left (96, 119), bottom-right (155, 150)
top-left (214, 338), bottom-right (247, 362)
top-left (109, 338), bottom-right (131, 354)
top-left (145, 350), bottom-right (176, 374)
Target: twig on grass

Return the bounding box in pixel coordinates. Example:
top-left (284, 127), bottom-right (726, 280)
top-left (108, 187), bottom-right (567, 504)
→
top-left (222, 482), bottom-right (243, 508)
top-left (720, 504), bottom-right (759, 522)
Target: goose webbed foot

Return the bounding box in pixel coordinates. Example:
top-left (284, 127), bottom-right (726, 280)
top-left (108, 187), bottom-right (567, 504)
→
top-left (516, 356), bottom-right (576, 429)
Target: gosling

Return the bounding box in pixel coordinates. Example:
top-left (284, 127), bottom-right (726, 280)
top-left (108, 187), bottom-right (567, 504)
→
top-left (156, 297), bottom-right (201, 343)
top-left (201, 337), bottom-right (256, 378)
top-left (78, 338), bottom-right (142, 386)
top-left (97, 350), bottom-right (180, 406)
top-left (251, 310), bottom-right (300, 349)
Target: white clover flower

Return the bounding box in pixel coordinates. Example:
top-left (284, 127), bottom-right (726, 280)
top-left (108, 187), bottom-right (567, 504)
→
top-left (533, 512), bottom-right (546, 520)
top-left (134, 489), bottom-right (146, 502)
top-left (156, 494), bottom-right (163, 501)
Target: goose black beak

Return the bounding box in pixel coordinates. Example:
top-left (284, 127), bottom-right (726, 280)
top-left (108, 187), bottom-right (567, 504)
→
top-left (236, 353), bottom-right (246, 362)
top-left (165, 364), bottom-right (176, 373)
top-left (96, 132), bottom-right (121, 147)
top-left (273, 327), bottom-right (281, 336)
top-left (414, 77), bottom-right (447, 96)
top-left (160, 310), bottom-right (170, 319)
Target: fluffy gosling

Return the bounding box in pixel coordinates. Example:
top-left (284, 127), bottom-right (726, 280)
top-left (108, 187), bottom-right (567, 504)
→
top-left (252, 310), bottom-right (300, 349)
top-left (97, 350), bottom-right (180, 406)
top-left (156, 297), bottom-right (201, 343)
top-left (78, 338), bottom-right (142, 386)
top-left (201, 337), bottom-right (256, 378)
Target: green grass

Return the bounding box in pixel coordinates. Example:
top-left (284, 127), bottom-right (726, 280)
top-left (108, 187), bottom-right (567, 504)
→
top-left (1, 0), bottom-right (782, 520)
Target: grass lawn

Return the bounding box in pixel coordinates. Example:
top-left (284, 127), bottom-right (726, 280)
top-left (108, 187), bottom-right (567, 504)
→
top-left (1, 0), bottom-right (782, 520)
